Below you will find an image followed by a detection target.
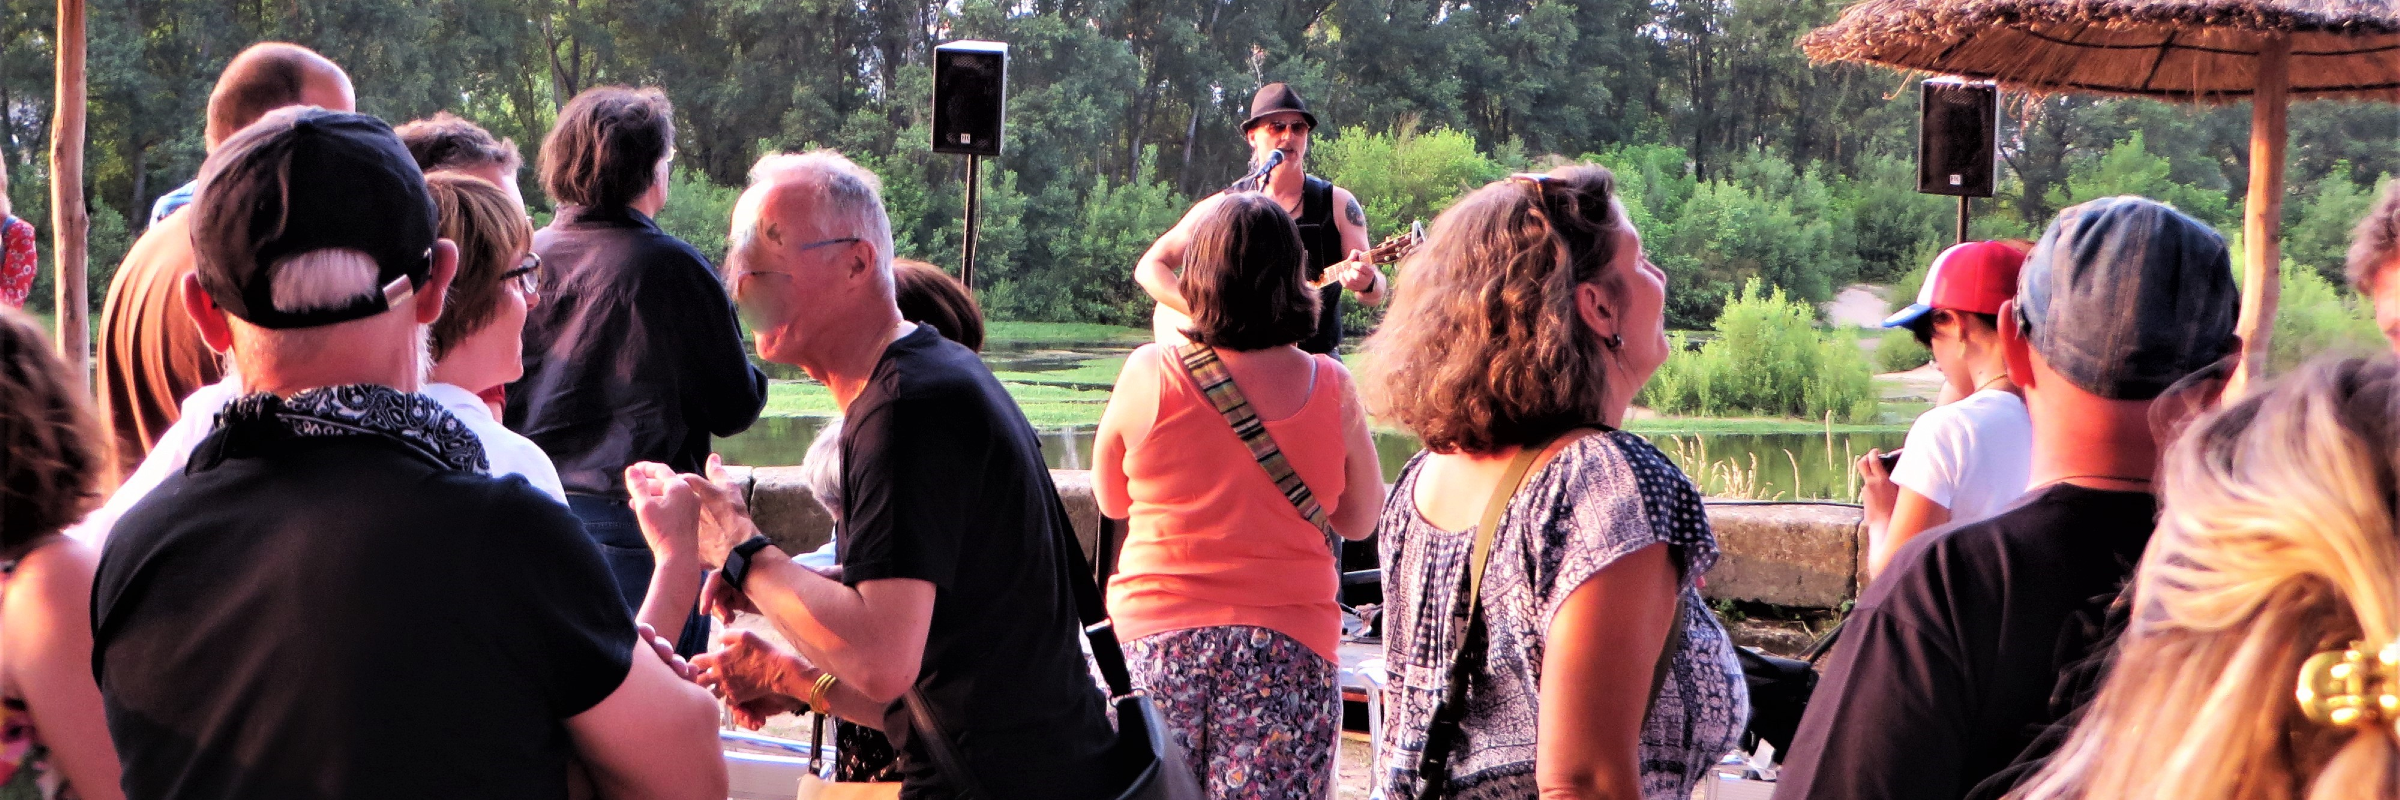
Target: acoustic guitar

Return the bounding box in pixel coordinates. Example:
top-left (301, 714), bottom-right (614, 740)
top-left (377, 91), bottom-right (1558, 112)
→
top-left (1151, 221), bottom-right (1424, 347)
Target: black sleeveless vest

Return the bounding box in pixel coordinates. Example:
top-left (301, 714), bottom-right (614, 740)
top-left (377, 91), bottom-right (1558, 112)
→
top-left (1294, 175), bottom-right (1345, 355)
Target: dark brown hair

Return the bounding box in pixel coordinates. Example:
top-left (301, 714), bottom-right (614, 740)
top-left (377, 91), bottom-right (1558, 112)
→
top-left (398, 112), bottom-right (522, 174)
top-left (1181, 193), bottom-right (1319, 351)
top-left (206, 43), bottom-right (337, 148)
top-left (2348, 181), bottom-right (2400, 292)
top-left (0, 308), bottom-right (101, 554)
top-left (425, 173), bottom-right (533, 360)
top-left (1361, 165), bottom-right (1628, 454)
top-left (539, 86), bottom-right (674, 210)
top-left (894, 260), bottom-right (985, 352)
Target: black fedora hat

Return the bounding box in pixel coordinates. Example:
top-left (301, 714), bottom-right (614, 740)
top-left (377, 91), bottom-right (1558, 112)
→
top-left (1242, 83), bottom-right (1318, 131)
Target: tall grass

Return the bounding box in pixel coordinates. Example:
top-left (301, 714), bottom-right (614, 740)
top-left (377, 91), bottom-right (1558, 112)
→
top-left (1640, 279), bottom-right (1881, 422)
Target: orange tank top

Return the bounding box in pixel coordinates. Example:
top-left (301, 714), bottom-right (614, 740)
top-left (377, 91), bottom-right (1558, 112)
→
top-left (1104, 347), bottom-right (1350, 662)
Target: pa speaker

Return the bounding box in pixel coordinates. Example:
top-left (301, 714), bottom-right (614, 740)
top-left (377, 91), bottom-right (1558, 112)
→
top-left (1918, 80), bottom-right (1997, 198)
top-left (933, 41), bottom-right (1008, 157)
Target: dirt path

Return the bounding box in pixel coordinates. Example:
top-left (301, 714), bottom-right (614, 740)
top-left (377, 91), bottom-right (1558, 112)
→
top-left (1822, 283), bottom-right (1891, 328)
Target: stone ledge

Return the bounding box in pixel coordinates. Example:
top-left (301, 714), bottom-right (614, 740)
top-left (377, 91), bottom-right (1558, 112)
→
top-left (732, 467), bottom-right (1863, 609)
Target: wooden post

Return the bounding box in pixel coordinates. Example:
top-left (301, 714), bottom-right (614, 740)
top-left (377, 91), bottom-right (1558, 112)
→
top-left (2229, 35), bottom-right (2289, 399)
top-left (49, 0), bottom-right (87, 383)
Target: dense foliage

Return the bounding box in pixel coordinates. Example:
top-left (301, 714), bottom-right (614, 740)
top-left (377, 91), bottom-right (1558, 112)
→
top-left (1640, 280), bottom-right (1880, 422)
top-left (2, 0), bottom-right (2395, 337)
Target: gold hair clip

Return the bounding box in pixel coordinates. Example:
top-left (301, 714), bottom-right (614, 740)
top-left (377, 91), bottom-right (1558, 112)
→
top-left (2297, 641), bottom-right (2400, 731)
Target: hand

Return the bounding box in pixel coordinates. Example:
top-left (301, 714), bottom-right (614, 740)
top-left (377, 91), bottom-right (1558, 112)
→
top-left (691, 630), bottom-right (811, 728)
top-left (686, 455), bottom-right (760, 568)
top-left (700, 570), bottom-right (761, 623)
top-left (1856, 449), bottom-right (1901, 534)
top-left (625, 462), bottom-right (700, 564)
top-left (1318, 251), bottom-right (1372, 292)
top-left (636, 622), bottom-right (700, 683)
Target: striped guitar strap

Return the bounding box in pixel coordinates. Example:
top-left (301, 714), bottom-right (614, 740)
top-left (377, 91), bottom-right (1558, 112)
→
top-left (1174, 342), bottom-right (1339, 555)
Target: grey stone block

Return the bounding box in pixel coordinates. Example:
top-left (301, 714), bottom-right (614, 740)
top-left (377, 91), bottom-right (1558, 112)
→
top-left (1701, 501), bottom-right (1862, 608)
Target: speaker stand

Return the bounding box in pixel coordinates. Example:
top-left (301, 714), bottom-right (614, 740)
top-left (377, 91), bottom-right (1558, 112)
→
top-left (1948, 194), bottom-right (1968, 245)
top-left (960, 154), bottom-right (983, 291)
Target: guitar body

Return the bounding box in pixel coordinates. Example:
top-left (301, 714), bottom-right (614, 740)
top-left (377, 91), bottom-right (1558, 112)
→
top-left (1152, 303), bottom-right (1194, 348)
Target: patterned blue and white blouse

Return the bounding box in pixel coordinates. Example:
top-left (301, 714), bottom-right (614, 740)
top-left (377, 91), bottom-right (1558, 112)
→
top-left (1375, 431), bottom-right (1748, 800)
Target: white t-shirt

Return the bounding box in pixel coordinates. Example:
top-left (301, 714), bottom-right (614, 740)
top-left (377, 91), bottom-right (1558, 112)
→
top-left (67, 377), bottom-right (568, 546)
top-left (1890, 388), bottom-right (2033, 525)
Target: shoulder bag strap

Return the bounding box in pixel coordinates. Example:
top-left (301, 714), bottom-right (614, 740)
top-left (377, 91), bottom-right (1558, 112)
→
top-left (1414, 439), bottom-right (1549, 797)
top-left (1413, 431), bottom-right (1683, 797)
top-left (1173, 343), bottom-right (1337, 553)
top-left (902, 689), bottom-right (991, 800)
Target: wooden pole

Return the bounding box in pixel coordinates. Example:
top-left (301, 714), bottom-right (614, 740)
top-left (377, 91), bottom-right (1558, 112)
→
top-left (49, 0), bottom-right (87, 383)
top-left (2229, 35), bottom-right (2289, 400)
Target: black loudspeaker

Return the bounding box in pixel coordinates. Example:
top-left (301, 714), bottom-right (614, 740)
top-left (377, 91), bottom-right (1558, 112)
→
top-left (1918, 80), bottom-right (1997, 198)
top-left (932, 41), bottom-right (1008, 157)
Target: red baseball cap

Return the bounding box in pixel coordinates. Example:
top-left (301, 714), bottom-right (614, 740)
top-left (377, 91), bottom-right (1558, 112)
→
top-left (1881, 240), bottom-right (2027, 328)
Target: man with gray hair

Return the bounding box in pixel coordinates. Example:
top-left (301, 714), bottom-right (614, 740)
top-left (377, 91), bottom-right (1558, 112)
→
top-left (91, 107), bottom-right (725, 800)
top-left (637, 150), bottom-right (1121, 798)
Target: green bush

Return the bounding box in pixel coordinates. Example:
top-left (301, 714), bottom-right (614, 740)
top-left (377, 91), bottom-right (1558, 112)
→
top-left (2270, 261), bottom-right (2385, 375)
top-left (651, 169), bottom-right (744, 266)
top-left (1639, 279), bottom-right (1880, 422)
top-left (1875, 327), bottom-right (1931, 372)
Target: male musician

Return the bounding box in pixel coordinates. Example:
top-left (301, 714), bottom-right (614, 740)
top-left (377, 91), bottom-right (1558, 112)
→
top-left (1137, 83), bottom-right (1381, 354)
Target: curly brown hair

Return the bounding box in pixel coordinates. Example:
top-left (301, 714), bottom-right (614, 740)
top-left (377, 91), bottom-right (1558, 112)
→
top-left (1360, 165), bottom-right (1627, 454)
top-left (2347, 181), bottom-right (2400, 293)
top-left (0, 308), bottom-right (102, 553)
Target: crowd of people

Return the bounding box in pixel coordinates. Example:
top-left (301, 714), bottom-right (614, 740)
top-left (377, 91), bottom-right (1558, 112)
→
top-left (7, 37), bottom-right (2400, 800)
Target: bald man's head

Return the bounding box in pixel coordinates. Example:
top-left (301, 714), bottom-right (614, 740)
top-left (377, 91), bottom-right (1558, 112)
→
top-left (205, 43), bottom-right (355, 150)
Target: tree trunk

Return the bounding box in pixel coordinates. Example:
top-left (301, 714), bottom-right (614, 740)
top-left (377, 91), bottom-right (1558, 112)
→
top-left (2229, 37), bottom-right (2290, 399)
top-left (129, 143), bottom-right (147, 226)
top-left (52, 0), bottom-right (88, 382)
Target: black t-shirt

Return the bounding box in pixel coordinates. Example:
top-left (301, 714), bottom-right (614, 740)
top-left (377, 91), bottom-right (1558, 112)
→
top-left (94, 427), bottom-right (635, 799)
top-left (1772, 484), bottom-right (2156, 800)
top-left (839, 325), bottom-right (1118, 800)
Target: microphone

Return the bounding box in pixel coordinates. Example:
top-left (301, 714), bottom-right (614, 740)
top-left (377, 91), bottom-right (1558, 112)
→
top-left (1232, 149), bottom-right (1284, 193)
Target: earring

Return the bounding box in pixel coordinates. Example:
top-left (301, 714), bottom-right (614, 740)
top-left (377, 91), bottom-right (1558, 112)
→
top-left (1605, 333), bottom-right (1624, 350)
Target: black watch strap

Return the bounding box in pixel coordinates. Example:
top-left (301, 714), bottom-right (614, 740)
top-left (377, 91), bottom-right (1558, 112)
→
top-left (722, 535), bottom-right (774, 590)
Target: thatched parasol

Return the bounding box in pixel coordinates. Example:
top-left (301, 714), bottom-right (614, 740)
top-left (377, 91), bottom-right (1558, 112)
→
top-left (1803, 0), bottom-right (2400, 395)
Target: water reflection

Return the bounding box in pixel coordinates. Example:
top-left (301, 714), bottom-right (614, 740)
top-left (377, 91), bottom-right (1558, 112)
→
top-left (716, 416), bottom-right (1899, 500)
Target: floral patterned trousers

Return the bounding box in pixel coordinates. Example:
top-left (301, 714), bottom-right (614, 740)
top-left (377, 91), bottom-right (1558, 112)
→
top-left (1124, 626), bottom-right (1339, 800)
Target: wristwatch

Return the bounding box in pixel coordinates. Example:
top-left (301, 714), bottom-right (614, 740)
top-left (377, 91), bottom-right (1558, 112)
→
top-left (721, 535), bottom-right (775, 590)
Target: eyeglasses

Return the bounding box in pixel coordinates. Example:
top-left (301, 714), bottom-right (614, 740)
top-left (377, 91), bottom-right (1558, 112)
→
top-left (498, 252), bottom-right (543, 295)
top-left (1257, 120), bottom-right (1311, 135)
top-left (729, 237), bottom-right (863, 296)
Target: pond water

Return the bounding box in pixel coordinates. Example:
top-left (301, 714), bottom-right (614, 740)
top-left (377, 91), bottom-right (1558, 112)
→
top-left (717, 416), bottom-right (1899, 501)
top-left (719, 338), bottom-right (1900, 501)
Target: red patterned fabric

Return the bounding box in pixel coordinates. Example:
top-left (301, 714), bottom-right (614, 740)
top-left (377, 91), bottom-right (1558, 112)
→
top-left (0, 217), bottom-right (35, 309)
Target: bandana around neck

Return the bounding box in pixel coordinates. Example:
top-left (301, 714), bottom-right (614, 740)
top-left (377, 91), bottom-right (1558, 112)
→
top-left (210, 383), bottom-right (488, 473)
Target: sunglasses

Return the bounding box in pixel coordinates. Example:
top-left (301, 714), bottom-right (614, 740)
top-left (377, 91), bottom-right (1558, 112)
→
top-left (1257, 120), bottom-right (1312, 135)
top-left (498, 252), bottom-right (543, 296)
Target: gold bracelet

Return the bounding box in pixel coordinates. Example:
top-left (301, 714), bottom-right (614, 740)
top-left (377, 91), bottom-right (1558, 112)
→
top-left (808, 672), bottom-right (840, 716)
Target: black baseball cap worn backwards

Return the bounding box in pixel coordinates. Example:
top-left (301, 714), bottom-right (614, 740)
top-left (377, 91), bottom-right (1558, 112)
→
top-left (191, 107), bottom-right (437, 330)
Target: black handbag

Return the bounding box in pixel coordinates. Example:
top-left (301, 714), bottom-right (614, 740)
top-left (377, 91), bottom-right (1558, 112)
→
top-left (893, 493), bottom-right (1205, 800)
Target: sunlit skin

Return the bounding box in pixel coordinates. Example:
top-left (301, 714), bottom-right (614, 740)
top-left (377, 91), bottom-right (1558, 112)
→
top-left (2369, 256), bottom-right (2400, 355)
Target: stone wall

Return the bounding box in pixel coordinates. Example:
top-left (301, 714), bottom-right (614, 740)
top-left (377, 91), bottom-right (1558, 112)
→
top-left (726, 466), bottom-right (1866, 609)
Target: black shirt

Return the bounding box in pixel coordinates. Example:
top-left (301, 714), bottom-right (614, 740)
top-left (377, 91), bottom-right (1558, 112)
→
top-left (94, 388), bottom-right (636, 800)
top-left (1293, 174), bottom-right (1347, 356)
top-left (507, 204), bottom-right (768, 497)
top-left (1772, 484), bottom-right (2156, 800)
top-left (838, 325), bottom-right (1117, 800)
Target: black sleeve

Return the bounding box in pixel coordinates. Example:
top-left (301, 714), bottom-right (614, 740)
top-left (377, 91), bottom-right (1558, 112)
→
top-left (1772, 587), bottom-right (1973, 800)
top-left (837, 393), bottom-right (991, 588)
top-left (480, 486), bottom-right (639, 717)
top-left (638, 243), bottom-right (768, 439)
